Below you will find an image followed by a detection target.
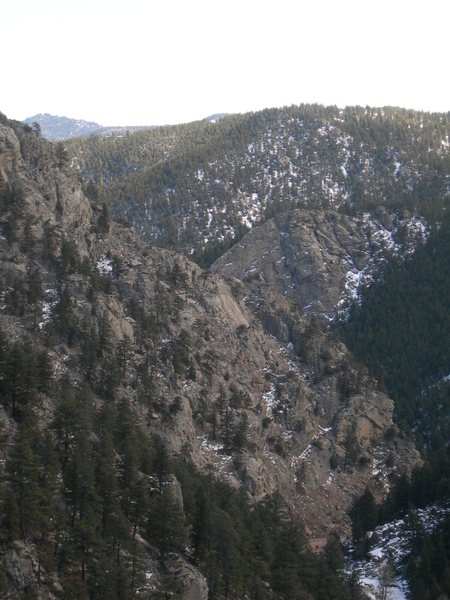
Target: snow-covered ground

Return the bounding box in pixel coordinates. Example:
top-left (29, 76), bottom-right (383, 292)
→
top-left (97, 254), bottom-right (113, 275)
top-left (345, 504), bottom-right (448, 599)
top-left (39, 288), bottom-right (58, 329)
top-left (336, 214), bottom-right (429, 319)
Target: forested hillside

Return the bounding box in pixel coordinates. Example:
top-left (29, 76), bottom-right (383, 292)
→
top-left (66, 104), bottom-right (449, 262)
top-left (340, 215), bottom-right (449, 600)
top-left (339, 214), bottom-right (450, 447)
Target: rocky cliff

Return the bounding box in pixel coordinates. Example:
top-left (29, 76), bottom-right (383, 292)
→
top-left (212, 208), bottom-right (428, 319)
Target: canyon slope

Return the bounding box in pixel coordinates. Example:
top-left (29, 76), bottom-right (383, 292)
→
top-left (0, 112), bottom-right (424, 597)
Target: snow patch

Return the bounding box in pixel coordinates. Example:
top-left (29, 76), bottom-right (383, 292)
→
top-left (346, 503), bottom-right (447, 600)
top-left (335, 214), bottom-right (429, 319)
top-left (97, 254), bottom-right (113, 275)
top-left (39, 288), bottom-right (58, 329)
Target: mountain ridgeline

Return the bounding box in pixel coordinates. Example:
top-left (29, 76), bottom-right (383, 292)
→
top-left (66, 104), bottom-right (449, 263)
top-left (23, 113), bottom-right (153, 142)
top-left (24, 114), bottom-right (103, 141)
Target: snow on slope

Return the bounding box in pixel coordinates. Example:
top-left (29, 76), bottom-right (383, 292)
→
top-left (346, 504), bottom-right (448, 600)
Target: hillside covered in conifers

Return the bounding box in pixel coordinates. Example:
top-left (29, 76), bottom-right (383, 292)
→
top-left (66, 104), bottom-right (449, 264)
top-left (339, 214), bottom-right (450, 446)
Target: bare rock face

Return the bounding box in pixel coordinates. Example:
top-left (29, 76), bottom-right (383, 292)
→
top-left (0, 123), bottom-right (22, 181)
top-left (212, 208), bottom-right (427, 318)
top-left (168, 556), bottom-right (209, 600)
top-left (1, 541), bottom-right (62, 599)
top-left (0, 121), bottom-right (93, 255)
top-left (55, 215), bottom-right (419, 540)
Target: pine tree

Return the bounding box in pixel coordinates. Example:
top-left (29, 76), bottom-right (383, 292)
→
top-left (146, 487), bottom-right (187, 559)
top-left (52, 286), bottom-right (77, 345)
top-left (0, 488), bottom-right (20, 542)
top-left (3, 341), bottom-right (39, 419)
top-left (6, 423), bottom-right (43, 539)
top-left (192, 485), bottom-right (214, 560)
top-left (96, 202), bottom-right (111, 234)
top-left (323, 533), bottom-right (345, 571)
top-left (53, 380), bottom-right (85, 468)
top-left (152, 436), bottom-right (170, 493)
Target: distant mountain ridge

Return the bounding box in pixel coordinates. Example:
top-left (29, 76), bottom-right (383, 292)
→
top-left (24, 113), bottom-right (102, 140)
top-left (23, 113), bottom-right (154, 141)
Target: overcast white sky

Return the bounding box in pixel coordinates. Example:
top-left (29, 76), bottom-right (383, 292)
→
top-left (2, 0), bottom-right (449, 126)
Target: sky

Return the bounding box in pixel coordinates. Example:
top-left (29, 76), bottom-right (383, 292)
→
top-left (2, 0), bottom-right (449, 126)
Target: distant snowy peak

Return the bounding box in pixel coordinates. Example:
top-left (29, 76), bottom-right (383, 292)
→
top-left (25, 112), bottom-right (229, 141)
top-left (24, 114), bottom-right (160, 141)
top-left (24, 113), bottom-right (102, 141)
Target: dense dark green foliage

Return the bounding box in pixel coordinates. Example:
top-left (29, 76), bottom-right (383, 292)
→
top-left (0, 332), bottom-right (51, 419)
top-left (176, 464), bottom-right (355, 600)
top-left (339, 214), bottom-right (450, 444)
top-left (349, 489), bottom-right (378, 554)
top-left (0, 372), bottom-right (180, 598)
top-left (382, 452), bottom-right (449, 522)
top-left (344, 223), bottom-right (450, 596)
top-left (406, 515), bottom-right (450, 600)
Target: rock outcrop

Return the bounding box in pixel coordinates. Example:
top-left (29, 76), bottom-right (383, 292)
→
top-left (212, 208), bottom-right (428, 318)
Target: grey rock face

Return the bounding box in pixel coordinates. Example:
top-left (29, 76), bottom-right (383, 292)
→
top-left (0, 122), bottom-right (93, 254)
top-left (1, 541), bottom-right (62, 599)
top-left (212, 208), bottom-right (427, 319)
top-left (168, 556), bottom-right (209, 600)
